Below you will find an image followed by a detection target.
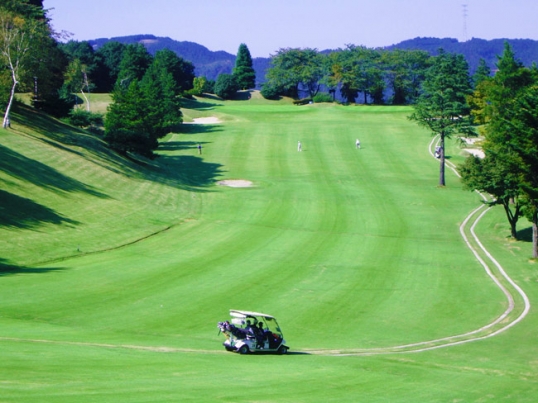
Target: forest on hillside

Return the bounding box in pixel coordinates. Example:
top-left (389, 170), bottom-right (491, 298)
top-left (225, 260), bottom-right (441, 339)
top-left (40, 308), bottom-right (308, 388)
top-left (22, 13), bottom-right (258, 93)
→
top-left (89, 34), bottom-right (538, 83)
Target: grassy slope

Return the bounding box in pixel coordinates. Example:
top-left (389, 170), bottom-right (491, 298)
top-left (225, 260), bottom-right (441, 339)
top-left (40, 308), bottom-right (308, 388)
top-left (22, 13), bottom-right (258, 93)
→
top-left (1, 96), bottom-right (537, 402)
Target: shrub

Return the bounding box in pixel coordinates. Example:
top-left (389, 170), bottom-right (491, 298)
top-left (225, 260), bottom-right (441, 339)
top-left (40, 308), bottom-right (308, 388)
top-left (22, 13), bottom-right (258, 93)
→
top-left (190, 76), bottom-right (206, 96)
top-left (313, 93), bottom-right (334, 103)
top-left (67, 109), bottom-right (103, 128)
top-left (214, 74), bottom-right (239, 99)
top-left (260, 83), bottom-right (281, 100)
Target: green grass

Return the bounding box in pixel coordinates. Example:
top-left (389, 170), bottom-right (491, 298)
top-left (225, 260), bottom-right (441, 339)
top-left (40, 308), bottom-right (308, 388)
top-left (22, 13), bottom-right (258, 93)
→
top-left (1, 96), bottom-right (537, 402)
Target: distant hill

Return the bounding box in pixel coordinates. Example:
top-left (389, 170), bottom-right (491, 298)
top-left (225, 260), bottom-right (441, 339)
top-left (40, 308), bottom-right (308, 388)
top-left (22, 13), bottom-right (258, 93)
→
top-left (385, 37), bottom-right (538, 73)
top-left (89, 35), bottom-right (538, 85)
top-left (89, 34), bottom-right (271, 87)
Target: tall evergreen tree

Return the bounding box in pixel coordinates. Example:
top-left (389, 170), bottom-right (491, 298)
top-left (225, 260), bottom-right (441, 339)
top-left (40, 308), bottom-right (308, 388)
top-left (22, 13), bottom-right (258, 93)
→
top-left (104, 80), bottom-right (157, 158)
top-left (409, 49), bottom-right (474, 186)
top-left (472, 58), bottom-right (491, 87)
top-left (233, 43), bottom-right (255, 90)
top-left (478, 43), bottom-right (538, 255)
top-left (116, 43), bottom-right (152, 88)
top-left (104, 52), bottom-right (184, 158)
top-left (152, 49), bottom-right (195, 94)
top-left (140, 57), bottom-right (182, 135)
top-left (95, 41), bottom-right (126, 92)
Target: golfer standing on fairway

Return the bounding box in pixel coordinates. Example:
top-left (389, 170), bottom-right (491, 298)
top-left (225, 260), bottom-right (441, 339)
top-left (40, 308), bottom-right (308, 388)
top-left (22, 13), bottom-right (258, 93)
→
top-left (198, 143), bottom-right (202, 155)
top-left (298, 141), bottom-right (302, 151)
top-left (356, 138), bottom-right (360, 149)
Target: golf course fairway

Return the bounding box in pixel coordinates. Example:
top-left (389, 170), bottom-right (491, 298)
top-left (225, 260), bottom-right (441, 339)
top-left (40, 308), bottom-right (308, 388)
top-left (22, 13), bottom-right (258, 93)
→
top-left (1, 94), bottom-right (537, 402)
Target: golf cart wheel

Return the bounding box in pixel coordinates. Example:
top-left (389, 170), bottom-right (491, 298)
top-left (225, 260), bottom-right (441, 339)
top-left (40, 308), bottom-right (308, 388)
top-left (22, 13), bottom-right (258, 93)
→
top-left (277, 345), bottom-right (288, 355)
top-left (238, 345), bottom-right (250, 355)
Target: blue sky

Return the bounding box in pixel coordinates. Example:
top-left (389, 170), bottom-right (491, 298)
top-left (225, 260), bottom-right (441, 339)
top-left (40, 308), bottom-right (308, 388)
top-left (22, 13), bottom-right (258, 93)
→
top-left (43, 0), bottom-right (538, 58)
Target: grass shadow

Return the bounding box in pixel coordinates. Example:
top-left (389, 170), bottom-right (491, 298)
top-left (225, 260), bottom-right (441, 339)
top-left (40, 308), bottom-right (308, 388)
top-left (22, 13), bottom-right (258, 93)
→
top-left (10, 104), bottom-right (149, 181)
top-left (0, 190), bottom-right (79, 229)
top-left (180, 96), bottom-right (223, 110)
top-left (152, 154), bottom-right (225, 190)
top-left (0, 259), bottom-right (66, 277)
top-left (233, 91), bottom-right (253, 101)
top-left (158, 140), bottom-right (206, 152)
top-left (516, 227), bottom-right (533, 242)
top-left (0, 144), bottom-right (107, 198)
top-left (178, 123), bottom-right (223, 135)
top-left (8, 103), bottom-right (224, 193)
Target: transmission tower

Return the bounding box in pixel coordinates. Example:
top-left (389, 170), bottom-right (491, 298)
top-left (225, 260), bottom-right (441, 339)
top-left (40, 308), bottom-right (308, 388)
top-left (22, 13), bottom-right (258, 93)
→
top-left (462, 3), bottom-right (468, 41)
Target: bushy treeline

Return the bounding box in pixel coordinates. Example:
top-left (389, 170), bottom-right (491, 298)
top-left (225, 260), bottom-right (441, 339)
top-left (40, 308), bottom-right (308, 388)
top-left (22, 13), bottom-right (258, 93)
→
top-left (262, 46), bottom-right (440, 104)
top-left (459, 43), bottom-right (538, 257)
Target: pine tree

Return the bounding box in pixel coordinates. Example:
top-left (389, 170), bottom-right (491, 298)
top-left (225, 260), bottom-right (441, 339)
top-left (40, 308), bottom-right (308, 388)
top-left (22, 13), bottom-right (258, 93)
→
top-left (233, 43), bottom-right (255, 90)
top-left (409, 49), bottom-right (474, 186)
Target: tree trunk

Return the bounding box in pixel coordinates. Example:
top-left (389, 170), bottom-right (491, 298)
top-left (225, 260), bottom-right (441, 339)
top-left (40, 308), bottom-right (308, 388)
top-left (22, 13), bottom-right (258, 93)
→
top-left (80, 89), bottom-right (90, 112)
top-left (501, 198), bottom-right (519, 239)
top-left (439, 135), bottom-right (446, 186)
top-left (2, 76), bottom-right (17, 129)
top-left (82, 72), bottom-right (90, 112)
top-left (532, 210), bottom-right (538, 259)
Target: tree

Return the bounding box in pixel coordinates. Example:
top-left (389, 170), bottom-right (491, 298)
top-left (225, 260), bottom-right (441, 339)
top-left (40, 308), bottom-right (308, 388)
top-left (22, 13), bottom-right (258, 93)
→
top-left (459, 154), bottom-right (522, 239)
top-left (190, 76), bottom-right (206, 96)
top-left (0, 1), bottom-right (71, 117)
top-left (116, 43), bottom-right (152, 87)
top-left (383, 49), bottom-right (431, 105)
top-left (59, 40), bottom-right (111, 93)
top-left (2, 0), bottom-right (45, 20)
top-left (408, 49), bottom-right (474, 186)
top-left (507, 84), bottom-right (538, 257)
top-left (104, 80), bottom-right (157, 158)
top-left (214, 73), bottom-right (239, 99)
top-left (104, 52), bottom-right (183, 158)
top-left (464, 43), bottom-right (538, 253)
top-left (472, 58), bottom-right (491, 87)
top-left (0, 9), bottom-right (45, 128)
top-left (95, 41), bottom-right (126, 92)
top-left (140, 56), bottom-right (182, 135)
top-left (30, 38), bottom-right (71, 117)
top-left (265, 48), bottom-right (324, 99)
top-left (233, 43), bottom-right (255, 90)
top-left (64, 58), bottom-right (91, 110)
top-left (152, 49), bottom-right (194, 94)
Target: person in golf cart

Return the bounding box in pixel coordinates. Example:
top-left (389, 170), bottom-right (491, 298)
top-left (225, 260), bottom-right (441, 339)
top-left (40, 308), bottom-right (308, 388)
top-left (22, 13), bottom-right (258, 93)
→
top-left (218, 310), bottom-right (289, 354)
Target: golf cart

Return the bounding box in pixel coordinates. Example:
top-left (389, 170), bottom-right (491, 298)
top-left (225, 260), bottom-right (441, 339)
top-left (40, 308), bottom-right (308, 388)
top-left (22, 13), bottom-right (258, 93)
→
top-left (217, 310), bottom-right (289, 355)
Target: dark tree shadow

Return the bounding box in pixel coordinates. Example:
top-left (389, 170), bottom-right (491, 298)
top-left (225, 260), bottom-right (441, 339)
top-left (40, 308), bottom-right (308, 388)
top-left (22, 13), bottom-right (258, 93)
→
top-left (158, 141), bottom-right (207, 152)
top-left (0, 258), bottom-right (66, 277)
top-left (180, 97), bottom-right (223, 110)
top-left (516, 227), bottom-right (533, 242)
top-left (232, 91), bottom-right (253, 101)
top-left (0, 144), bottom-right (106, 197)
top-left (7, 103), bottom-right (225, 196)
top-left (178, 123), bottom-right (223, 135)
top-left (0, 190), bottom-right (79, 229)
top-left (151, 123), bottom-right (226, 190)
top-left (150, 154), bottom-right (225, 191)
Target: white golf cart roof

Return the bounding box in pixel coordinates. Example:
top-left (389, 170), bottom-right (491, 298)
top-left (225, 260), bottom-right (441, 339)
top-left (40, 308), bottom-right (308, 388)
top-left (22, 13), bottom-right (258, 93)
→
top-left (229, 310), bottom-right (276, 320)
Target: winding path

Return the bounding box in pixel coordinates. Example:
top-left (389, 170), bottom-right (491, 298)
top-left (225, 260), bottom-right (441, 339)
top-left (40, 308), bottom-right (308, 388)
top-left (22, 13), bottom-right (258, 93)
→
top-left (300, 137), bottom-right (531, 356)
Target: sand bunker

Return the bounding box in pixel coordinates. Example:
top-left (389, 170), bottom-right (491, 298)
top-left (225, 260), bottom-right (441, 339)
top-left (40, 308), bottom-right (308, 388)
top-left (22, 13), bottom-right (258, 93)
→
top-left (217, 180), bottom-right (253, 188)
top-left (464, 149), bottom-right (485, 158)
top-left (185, 117), bottom-right (221, 124)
